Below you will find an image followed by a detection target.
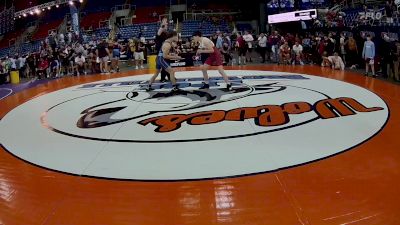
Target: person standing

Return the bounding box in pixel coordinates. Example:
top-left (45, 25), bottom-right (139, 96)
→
top-left (362, 35), bottom-right (376, 77)
top-left (236, 32), bottom-right (247, 65)
top-left (258, 33), bottom-right (268, 63)
top-left (135, 40), bottom-right (145, 69)
top-left (346, 36), bottom-right (358, 69)
top-left (394, 41), bottom-right (400, 82)
top-left (96, 40), bottom-right (111, 74)
top-left (381, 35), bottom-right (395, 79)
top-left (243, 31), bottom-right (254, 63)
top-left (155, 18), bottom-right (170, 82)
top-left (192, 31), bottom-right (232, 90)
top-left (147, 31), bottom-right (183, 91)
top-left (270, 31), bottom-right (280, 63)
top-left (339, 32), bottom-right (347, 66)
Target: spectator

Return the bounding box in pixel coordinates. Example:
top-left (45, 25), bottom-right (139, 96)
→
top-left (135, 40), bottom-right (145, 70)
top-left (236, 32), bottom-right (247, 65)
top-left (50, 57), bottom-right (60, 78)
top-left (26, 53), bottom-right (36, 78)
top-left (381, 34), bottom-right (395, 78)
top-left (37, 57), bottom-right (49, 79)
top-left (17, 54), bottom-right (27, 78)
top-left (216, 32), bottom-right (224, 50)
top-left (111, 40), bottom-right (121, 73)
top-left (258, 33), bottom-right (268, 63)
top-left (292, 41), bottom-right (304, 65)
top-left (362, 35), bottom-right (376, 76)
top-left (329, 52), bottom-right (345, 70)
top-left (221, 38), bottom-right (232, 66)
top-left (243, 31), bottom-right (254, 63)
top-left (339, 32), bottom-right (347, 66)
top-left (394, 41), bottom-right (400, 82)
top-left (321, 51), bottom-right (332, 67)
top-left (279, 42), bottom-right (291, 65)
top-left (0, 58), bottom-right (9, 84)
top-left (270, 31), bottom-right (280, 63)
top-left (96, 40), bottom-right (111, 74)
top-left (346, 36), bottom-right (359, 69)
top-left (74, 52), bottom-right (86, 76)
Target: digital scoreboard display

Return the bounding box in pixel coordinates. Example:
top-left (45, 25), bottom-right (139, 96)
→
top-left (268, 9), bottom-right (317, 24)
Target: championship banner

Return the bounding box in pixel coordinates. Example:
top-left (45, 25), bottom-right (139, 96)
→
top-left (69, 4), bottom-right (80, 36)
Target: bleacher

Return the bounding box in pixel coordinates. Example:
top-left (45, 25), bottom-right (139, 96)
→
top-left (32, 19), bottom-right (63, 41)
top-left (80, 12), bottom-right (112, 30)
top-left (94, 27), bottom-right (111, 39)
top-left (118, 22), bottom-right (159, 40)
top-left (181, 20), bottom-right (230, 38)
top-left (132, 7), bottom-right (165, 24)
top-left (20, 41), bottom-right (41, 55)
top-left (0, 47), bottom-right (10, 58)
top-left (0, 29), bottom-right (25, 49)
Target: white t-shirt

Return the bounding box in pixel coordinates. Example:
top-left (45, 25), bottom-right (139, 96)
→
top-left (258, 36), bottom-right (267, 47)
top-left (243, 34), bottom-right (254, 48)
top-left (10, 58), bottom-right (16, 70)
top-left (292, 44), bottom-right (303, 55)
top-left (75, 56), bottom-right (85, 65)
top-left (18, 57), bottom-right (26, 68)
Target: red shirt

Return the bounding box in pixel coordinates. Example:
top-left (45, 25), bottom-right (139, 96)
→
top-left (237, 36), bottom-right (245, 48)
top-left (39, 60), bottom-right (49, 70)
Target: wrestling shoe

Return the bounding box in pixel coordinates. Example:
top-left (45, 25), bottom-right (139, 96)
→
top-left (226, 83), bottom-right (233, 91)
top-left (199, 83), bottom-right (210, 89)
top-left (146, 86), bottom-right (154, 92)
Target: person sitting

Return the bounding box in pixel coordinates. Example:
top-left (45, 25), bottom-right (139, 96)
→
top-left (37, 57), bottom-right (49, 79)
top-left (50, 57), bottom-right (60, 78)
top-left (328, 52), bottom-right (345, 70)
top-left (292, 41), bottom-right (304, 65)
top-left (279, 42), bottom-right (291, 65)
top-left (74, 52), bottom-right (86, 76)
top-left (321, 51), bottom-right (332, 67)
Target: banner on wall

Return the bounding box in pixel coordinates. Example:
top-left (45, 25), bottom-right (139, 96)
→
top-left (69, 4), bottom-right (80, 36)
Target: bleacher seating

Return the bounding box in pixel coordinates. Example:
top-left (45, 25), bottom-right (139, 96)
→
top-left (0, 47), bottom-right (10, 58)
top-left (181, 20), bottom-right (230, 38)
top-left (80, 12), bottom-right (112, 30)
top-left (132, 7), bottom-right (165, 24)
top-left (32, 19), bottom-right (63, 41)
top-left (94, 28), bottom-right (110, 39)
top-left (0, 29), bottom-right (25, 49)
top-left (20, 41), bottom-right (41, 55)
top-left (84, 0), bottom-right (125, 13)
top-left (118, 22), bottom-right (159, 40)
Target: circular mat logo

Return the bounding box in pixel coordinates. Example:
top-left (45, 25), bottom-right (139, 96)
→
top-left (0, 71), bottom-right (389, 181)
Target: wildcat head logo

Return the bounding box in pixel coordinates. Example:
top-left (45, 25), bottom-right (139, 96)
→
top-left (0, 71), bottom-right (389, 180)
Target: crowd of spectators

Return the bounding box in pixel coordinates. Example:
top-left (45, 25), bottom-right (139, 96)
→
top-left (0, 29), bottom-right (156, 83)
top-left (228, 30), bottom-right (400, 80)
top-left (1, 17), bottom-right (400, 84)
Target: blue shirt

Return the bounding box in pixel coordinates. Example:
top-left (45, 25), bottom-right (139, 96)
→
top-left (362, 40), bottom-right (375, 59)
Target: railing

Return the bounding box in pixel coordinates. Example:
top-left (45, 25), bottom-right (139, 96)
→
top-left (111, 4), bottom-right (136, 12)
top-left (99, 20), bottom-right (110, 29)
top-left (183, 11), bottom-right (240, 21)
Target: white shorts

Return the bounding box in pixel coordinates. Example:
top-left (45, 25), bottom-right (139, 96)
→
top-left (134, 52), bottom-right (144, 60)
top-left (101, 56), bottom-right (109, 63)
